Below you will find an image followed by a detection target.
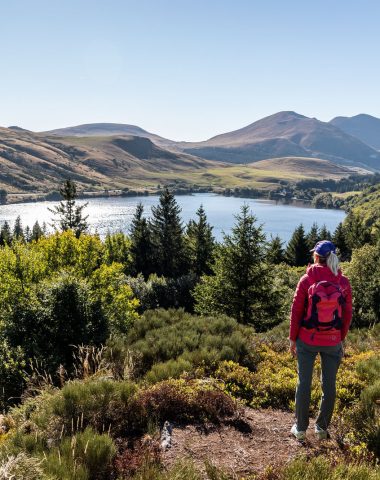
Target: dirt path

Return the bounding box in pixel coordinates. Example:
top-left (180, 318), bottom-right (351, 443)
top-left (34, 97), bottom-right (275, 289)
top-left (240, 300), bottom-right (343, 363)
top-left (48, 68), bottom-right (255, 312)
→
top-left (162, 407), bottom-right (341, 477)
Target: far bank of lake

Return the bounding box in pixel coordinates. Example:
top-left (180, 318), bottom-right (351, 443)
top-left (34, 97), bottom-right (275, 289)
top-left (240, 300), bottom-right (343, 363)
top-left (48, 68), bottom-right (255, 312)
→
top-left (0, 193), bottom-right (345, 243)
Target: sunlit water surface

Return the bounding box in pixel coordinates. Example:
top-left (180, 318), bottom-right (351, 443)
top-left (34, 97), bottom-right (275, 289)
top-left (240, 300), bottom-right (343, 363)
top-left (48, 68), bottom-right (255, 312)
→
top-left (0, 193), bottom-right (346, 243)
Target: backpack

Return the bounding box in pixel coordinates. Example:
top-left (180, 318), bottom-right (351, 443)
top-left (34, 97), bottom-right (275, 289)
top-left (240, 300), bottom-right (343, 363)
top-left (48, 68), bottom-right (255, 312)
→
top-left (301, 280), bottom-right (345, 335)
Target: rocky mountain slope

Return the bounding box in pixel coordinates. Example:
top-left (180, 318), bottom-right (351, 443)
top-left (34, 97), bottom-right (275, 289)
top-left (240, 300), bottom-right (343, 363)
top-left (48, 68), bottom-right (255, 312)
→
top-left (330, 113), bottom-right (380, 150)
top-left (177, 111), bottom-right (380, 168)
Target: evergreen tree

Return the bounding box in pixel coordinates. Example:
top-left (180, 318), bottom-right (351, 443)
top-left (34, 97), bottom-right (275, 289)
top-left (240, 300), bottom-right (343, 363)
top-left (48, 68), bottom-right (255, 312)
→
top-left (343, 211), bottom-right (371, 252)
top-left (13, 215), bottom-right (24, 241)
top-left (0, 221), bottom-right (12, 246)
top-left (285, 224), bottom-right (310, 266)
top-left (186, 204), bottom-right (215, 275)
top-left (31, 221), bottom-right (44, 242)
top-left (129, 203), bottom-right (154, 278)
top-left (150, 188), bottom-right (187, 277)
top-left (266, 235), bottom-right (285, 264)
top-left (306, 222), bottom-right (320, 250)
top-left (333, 222), bottom-right (350, 261)
top-left (48, 179), bottom-right (88, 238)
top-left (24, 225), bottom-right (31, 243)
top-left (194, 205), bottom-right (282, 330)
top-left (319, 224), bottom-right (332, 241)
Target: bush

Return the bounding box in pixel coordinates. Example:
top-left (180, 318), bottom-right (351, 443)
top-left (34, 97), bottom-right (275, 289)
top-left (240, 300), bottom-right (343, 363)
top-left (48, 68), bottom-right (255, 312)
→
top-left (0, 453), bottom-right (46, 480)
top-left (281, 455), bottom-right (380, 480)
top-left (0, 340), bottom-right (26, 411)
top-left (133, 379), bottom-right (237, 428)
top-left (345, 244), bottom-right (380, 328)
top-left (43, 428), bottom-right (116, 480)
top-left (123, 309), bottom-right (256, 380)
top-left (51, 379), bottom-right (138, 436)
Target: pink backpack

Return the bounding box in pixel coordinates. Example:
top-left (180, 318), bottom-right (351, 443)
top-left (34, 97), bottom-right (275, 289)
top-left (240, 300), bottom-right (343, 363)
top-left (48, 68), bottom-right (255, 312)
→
top-left (301, 280), bottom-right (344, 335)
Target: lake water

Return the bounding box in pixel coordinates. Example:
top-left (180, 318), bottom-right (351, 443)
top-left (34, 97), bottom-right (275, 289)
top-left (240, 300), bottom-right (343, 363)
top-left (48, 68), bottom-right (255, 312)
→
top-left (0, 193), bottom-right (345, 243)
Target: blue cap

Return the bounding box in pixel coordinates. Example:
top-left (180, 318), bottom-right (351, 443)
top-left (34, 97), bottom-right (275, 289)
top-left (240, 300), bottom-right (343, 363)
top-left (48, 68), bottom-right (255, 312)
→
top-left (310, 240), bottom-right (336, 257)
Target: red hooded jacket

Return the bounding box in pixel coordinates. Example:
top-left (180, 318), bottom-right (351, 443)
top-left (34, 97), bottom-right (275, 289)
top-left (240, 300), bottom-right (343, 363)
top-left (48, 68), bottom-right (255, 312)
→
top-left (289, 264), bottom-right (352, 346)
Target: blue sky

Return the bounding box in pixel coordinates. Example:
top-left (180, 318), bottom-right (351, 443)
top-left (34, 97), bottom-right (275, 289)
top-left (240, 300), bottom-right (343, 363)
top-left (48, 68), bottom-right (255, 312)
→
top-left (1, 0), bottom-right (379, 141)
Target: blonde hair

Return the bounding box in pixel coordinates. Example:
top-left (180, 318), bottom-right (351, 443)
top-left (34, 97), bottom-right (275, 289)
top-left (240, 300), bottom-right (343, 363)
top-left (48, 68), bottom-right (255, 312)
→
top-left (314, 251), bottom-right (340, 276)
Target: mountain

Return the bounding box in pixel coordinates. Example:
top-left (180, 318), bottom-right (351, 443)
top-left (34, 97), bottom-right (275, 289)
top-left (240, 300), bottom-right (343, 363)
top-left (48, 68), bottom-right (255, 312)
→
top-left (0, 127), bottom-right (215, 196)
top-left (330, 114), bottom-right (380, 150)
top-left (41, 123), bottom-right (174, 148)
top-left (176, 111), bottom-right (380, 169)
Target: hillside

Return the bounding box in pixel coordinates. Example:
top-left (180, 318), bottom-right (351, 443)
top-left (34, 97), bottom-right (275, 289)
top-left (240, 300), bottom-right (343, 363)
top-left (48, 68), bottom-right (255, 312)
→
top-left (0, 127), bottom-right (217, 197)
top-left (330, 114), bottom-right (380, 150)
top-left (41, 122), bottom-right (175, 148)
top-left (177, 111), bottom-right (380, 169)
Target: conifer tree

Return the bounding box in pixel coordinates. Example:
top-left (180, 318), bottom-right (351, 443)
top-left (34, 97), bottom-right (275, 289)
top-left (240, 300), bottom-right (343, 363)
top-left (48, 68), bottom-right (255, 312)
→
top-left (186, 204), bottom-right (215, 275)
top-left (129, 203), bottom-right (154, 278)
top-left (150, 188), bottom-right (187, 277)
top-left (319, 224), bottom-right (332, 241)
top-left (13, 215), bottom-right (24, 241)
top-left (333, 222), bottom-right (350, 261)
top-left (0, 221), bottom-right (12, 245)
top-left (285, 224), bottom-right (310, 266)
top-left (24, 225), bottom-right (31, 243)
top-left (31, 221), bottom-right (44, 242)
top-left (266, 235), bottom-right (285, 264)
top-left (48, 179), bottom-right (88, 238)
top-left (307, 222), bottom-right (320, 250)
top-left (194, 205), bottom-right (282, 330)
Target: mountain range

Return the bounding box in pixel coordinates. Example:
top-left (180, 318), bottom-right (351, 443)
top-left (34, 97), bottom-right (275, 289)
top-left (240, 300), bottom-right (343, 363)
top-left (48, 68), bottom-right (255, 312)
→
top-left (1, 111), bottom-right (380, 200)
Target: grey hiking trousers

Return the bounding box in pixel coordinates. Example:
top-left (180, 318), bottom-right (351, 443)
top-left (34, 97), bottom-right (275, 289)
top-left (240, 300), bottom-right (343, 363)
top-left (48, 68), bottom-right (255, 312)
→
top-left (295, 337), bottom-right (343, 432)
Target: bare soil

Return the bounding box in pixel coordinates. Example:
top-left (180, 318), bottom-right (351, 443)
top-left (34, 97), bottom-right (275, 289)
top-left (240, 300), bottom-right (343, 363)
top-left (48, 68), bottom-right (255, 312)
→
top-left (162, 407), bottom-right (342, 477)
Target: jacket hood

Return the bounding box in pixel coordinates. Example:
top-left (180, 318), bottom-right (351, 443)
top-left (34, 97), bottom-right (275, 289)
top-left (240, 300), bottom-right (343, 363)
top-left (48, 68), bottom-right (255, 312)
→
top-left (305, 263), bottom-right (342, 283)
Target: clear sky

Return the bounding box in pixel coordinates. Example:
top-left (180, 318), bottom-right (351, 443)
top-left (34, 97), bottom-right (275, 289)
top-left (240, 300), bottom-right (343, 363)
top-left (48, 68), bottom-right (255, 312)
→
top-left (1, 0), bottom-right (380, 141)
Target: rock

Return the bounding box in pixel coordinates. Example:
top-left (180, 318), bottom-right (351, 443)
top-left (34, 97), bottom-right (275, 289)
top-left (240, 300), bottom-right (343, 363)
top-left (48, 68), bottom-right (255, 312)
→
top-left (161, 420), bottom-right (173, 450)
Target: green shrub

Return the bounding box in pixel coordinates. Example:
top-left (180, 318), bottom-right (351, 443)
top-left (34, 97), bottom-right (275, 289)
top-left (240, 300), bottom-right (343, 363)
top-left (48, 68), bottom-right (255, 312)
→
top-left (145, 358), bottom-right (193, 384)
top-left (44, 428), bottom-right (116, 480)
top-left (51, 379), bottom-right (138, 436)
top-left (215, 361), bottom-right (255, 402)
top-left (353, 380), bottom-right (380, 458)
top-left (123, 308), bottom-right (255, 380)
top-left (282, 455), bottom-right (380, 480)
top-left (0, 339), bottom-right (26, 411)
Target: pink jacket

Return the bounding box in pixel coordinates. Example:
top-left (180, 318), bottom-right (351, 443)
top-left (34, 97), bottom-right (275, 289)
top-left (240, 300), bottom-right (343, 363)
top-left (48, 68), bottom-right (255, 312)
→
top-left (289, 264), bottom-right (352, 346)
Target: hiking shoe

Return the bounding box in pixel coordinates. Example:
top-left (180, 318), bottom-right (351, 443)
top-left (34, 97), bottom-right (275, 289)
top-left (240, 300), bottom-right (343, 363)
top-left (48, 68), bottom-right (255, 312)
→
top-left (315, 425), bottom-right (329, 440)
top-left (291, 424), bottom-right (306, 441)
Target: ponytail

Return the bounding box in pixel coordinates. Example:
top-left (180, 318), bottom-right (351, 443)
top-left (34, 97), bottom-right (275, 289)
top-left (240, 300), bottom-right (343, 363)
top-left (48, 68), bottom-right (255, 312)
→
top-left (327, 252), bottom-right (339, 276)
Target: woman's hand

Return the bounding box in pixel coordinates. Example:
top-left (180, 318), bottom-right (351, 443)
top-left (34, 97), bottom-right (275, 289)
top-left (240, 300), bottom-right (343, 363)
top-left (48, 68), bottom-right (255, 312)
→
top-left (289, 339), bottom-right (297, 357)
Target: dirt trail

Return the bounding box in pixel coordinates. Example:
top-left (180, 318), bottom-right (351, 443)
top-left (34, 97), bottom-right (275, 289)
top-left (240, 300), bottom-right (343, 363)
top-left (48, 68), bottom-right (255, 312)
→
top-left (162, 407), bottom-right (341, 477)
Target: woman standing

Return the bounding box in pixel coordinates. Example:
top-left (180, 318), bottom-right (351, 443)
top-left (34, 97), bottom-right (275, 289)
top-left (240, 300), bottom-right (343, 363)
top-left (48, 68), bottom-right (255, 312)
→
top-left (289, 240), bottom-right (352, 441)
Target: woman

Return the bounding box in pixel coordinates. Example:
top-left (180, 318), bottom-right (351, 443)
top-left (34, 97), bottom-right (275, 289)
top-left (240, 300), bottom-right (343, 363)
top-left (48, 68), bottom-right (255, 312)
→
top-left (289, 240), bottom-right (352, 441)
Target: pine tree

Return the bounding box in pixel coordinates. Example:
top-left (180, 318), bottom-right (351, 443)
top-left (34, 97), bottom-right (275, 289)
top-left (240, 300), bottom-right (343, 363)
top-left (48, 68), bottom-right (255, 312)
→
top-left (0, 221), bottom-right (12, 245)
top-left (186, 204), bottom-right (215, 275)
top-left (150, 188), bottom-right (187, 277)
top-left (306, 222), bottom-right (320, 250)
top-left (31, 221), bottom-right (44, 242)
top-left (24, 225), bottom-right (31, 243)
top-left (266, 235), bottom-right (285, 264)
top-left (13, 216), bottom-right (24, 241)
top-left (285, 224), bottom-right (310, 266)
top-left (194, 205), bottom-right (282, 330)
top-left (333, 222), bottom-right (350, 261)
top-left (129, 203), bottom-right (154, 278)
top-left (48, 179), bottom-right (88, 238)
top-left (319, 224), bottom-right (332, 241)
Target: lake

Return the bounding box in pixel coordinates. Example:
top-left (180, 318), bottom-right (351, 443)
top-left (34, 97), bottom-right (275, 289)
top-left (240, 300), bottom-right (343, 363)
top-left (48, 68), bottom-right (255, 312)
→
top-left (0, 193), bottom-right (346, 243)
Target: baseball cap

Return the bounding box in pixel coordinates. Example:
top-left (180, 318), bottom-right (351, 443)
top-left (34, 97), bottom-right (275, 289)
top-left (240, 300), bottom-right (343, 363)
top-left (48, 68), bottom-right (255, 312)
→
top-left (310, 240), bottom-right (336, 257)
